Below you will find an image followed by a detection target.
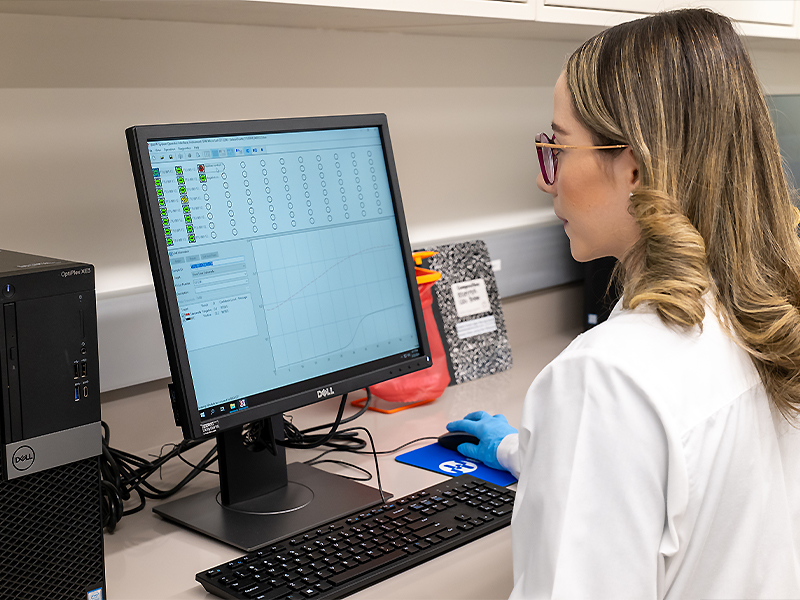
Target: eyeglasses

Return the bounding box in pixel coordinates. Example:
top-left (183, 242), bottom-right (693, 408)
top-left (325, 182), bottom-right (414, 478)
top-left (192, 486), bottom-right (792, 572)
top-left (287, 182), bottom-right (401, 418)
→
top-left (535, 132), bottom-right (629, 185)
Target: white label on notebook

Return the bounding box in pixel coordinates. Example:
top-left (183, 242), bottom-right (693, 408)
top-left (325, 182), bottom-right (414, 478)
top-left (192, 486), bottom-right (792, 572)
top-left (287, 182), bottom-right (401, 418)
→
top-left (456, 315), bottom-right (497, 339)
top-left (451, 279), bottom-right (491, 318)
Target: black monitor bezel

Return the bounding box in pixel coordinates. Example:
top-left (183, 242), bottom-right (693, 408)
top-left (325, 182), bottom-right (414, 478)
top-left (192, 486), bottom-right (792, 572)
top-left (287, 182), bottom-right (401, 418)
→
top-left (127, 114), bottom-right (431, 441)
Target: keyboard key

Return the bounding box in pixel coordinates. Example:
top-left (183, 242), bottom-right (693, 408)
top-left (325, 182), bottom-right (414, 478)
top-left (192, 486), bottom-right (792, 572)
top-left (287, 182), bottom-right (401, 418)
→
top-left (407, 517), bottom-right (437, 531)
top-left (242, 584), bottom-right (267, 597)
top-left (252, 586), bottom-right (291, 600)
top-left (229, 578), bottom-right (254, 589)
top-left (386, 507), bottom-right (409, 519)
top-left (328, 550), bottom-right (406, 585)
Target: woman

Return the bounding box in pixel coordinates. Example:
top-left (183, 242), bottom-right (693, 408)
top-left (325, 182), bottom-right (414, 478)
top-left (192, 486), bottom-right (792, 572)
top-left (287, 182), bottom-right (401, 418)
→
top-left (449, 8), bottom-right (800, 598)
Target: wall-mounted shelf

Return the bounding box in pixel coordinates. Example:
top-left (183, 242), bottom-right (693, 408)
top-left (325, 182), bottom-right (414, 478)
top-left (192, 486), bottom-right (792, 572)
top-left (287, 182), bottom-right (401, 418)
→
top-left (1, 0), bottom-right (798, 42)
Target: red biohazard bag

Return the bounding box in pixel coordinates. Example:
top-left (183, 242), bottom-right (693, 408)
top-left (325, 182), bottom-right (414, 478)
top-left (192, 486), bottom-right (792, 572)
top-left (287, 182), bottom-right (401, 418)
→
top-left (367, 252), bottom-right (451, 407)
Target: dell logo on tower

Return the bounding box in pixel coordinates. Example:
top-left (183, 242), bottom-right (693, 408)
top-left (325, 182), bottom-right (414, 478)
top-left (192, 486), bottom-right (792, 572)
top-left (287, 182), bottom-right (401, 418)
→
top-left (12, 445), bottom-right (35, 471)
top-left (316, 387), bottom-right (335, 399)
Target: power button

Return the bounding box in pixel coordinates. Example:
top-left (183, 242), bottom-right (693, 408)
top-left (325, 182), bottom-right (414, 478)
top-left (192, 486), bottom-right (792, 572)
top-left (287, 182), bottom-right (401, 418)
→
top-left (2, 283), bottom-right (14, 299)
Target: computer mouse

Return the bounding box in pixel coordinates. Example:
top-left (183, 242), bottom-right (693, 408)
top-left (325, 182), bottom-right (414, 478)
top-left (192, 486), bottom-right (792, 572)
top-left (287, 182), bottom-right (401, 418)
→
top-left (437, 431), bottom-right (480, 452)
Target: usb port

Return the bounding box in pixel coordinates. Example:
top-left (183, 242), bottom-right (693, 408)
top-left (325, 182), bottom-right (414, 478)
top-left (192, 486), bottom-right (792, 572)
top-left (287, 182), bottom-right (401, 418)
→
top-left (74, 385), bottom-right (80, 401)
top-left (73, 363), bottom-right (80, 379)
top-left (82, 385), bottom-right (89, 399)
top-left (80, 361), bottom-right (87, 378)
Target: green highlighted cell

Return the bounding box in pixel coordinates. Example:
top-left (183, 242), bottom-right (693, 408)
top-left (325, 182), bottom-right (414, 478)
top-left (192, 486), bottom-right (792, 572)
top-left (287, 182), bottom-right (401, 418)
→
top-left (183, 205), bottom-right (191, 214)
top-left (184, 215), bottom-right (192, 224)
top-left (188, 234), bottom-right (196, 243)
top-left (166, 238), bottom-right (174, 246)
top-left (175, 167), bottom-right (183, 175)
top-left (179, 186), bottom-right (186, 195)
top-left (186, 225), bottom-right (194, 234)
top-left (177, 176), bottom-right (185, 185)
top-left (160, 208), bottom-right (168, 216)
top-left (155, 178), bottom-right (162, 187)
top-left (157, 189), bottom-right (164, 197)
top-left (199, 174), bottom-right (207, 183)
top-left (158, 198), bottom-right (166, 206)
top-left (162, 217), bottom-right (170, 227)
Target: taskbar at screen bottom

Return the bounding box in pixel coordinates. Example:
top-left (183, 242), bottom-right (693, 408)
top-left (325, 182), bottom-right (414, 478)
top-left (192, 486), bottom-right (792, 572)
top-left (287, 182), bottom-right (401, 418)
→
top-left (199, 398), bottom-right (250, 421)
top-left (195, 348), bottom-right (425, 424)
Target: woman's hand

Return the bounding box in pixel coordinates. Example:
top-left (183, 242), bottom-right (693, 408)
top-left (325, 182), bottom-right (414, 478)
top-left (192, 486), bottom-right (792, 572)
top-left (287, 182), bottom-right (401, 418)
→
top-left (446, 411), bottom-right (518, 471)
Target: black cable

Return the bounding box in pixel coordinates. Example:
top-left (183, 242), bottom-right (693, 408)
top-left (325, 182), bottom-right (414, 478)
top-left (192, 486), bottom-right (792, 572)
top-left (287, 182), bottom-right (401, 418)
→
top-left (100, 421), bottom-right (216, 532)
top-left (299, 389), bottom-right (374, 434)
top-left (303, 425), bottom-right (387, 502)
top-left (278, 393), bottom-right (351, 449)
top-left (99, 389), bottom-right (379, 532)
top-left (304, 435), bottom-right (438, 465)
top-left (303, 458), bottom-right (373, 482)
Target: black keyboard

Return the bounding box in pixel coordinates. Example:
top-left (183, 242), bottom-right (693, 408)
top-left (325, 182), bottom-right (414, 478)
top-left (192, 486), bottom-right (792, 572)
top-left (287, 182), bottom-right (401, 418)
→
top-left (197, 474), bottom-right (515, 599)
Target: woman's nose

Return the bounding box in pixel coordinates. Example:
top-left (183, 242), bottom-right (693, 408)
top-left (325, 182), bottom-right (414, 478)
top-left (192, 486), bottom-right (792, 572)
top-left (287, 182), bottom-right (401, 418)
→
top-left (537, 170), bottom-right (555, 195)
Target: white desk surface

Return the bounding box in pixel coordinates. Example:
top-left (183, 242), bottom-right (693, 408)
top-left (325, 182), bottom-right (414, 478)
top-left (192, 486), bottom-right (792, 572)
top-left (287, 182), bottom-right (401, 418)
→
top-left (101, 287), bottom-right (582, 599)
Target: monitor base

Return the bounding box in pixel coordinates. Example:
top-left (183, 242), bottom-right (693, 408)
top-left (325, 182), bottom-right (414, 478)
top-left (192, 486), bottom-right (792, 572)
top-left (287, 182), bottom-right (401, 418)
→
top-left (153, 461), bottom-right (390, 552)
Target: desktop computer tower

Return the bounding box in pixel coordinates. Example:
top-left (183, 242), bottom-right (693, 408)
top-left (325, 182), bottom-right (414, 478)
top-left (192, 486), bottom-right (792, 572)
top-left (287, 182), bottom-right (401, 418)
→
top-left (0, 250), bottom-right (106, 600)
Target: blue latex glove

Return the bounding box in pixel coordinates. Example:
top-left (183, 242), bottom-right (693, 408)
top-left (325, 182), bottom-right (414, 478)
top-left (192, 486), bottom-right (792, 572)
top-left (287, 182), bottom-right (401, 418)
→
top-left (446, 411), bottom-right (518, 471)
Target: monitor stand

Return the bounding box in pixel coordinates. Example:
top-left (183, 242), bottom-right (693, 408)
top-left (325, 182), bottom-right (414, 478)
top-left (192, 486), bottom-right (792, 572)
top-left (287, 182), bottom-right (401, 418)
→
top-left (153, 414), bottom-right (389, 552)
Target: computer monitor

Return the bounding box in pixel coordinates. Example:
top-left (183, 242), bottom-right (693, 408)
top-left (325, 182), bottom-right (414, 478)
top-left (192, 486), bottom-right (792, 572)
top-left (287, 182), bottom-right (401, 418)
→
top-left (126, 114), bottom-right (431, 551)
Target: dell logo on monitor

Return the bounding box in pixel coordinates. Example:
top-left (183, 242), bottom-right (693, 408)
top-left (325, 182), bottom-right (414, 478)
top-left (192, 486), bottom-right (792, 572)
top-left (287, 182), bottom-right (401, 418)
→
top-left (317, 387), bottom-right (335, 399)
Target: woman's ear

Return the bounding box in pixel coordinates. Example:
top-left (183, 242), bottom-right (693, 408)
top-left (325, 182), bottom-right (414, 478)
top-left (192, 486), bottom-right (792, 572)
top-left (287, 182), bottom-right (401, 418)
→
top-left (620, 146), bottom-right (639, 190)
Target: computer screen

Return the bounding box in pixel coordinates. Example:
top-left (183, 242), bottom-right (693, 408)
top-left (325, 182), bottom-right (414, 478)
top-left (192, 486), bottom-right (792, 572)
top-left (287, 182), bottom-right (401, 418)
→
top-left (127, 114), bottom-right (431, 550)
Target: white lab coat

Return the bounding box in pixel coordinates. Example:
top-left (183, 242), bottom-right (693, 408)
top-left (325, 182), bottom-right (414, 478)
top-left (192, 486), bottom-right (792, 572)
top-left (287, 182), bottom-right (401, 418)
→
top-left (496, 299), bottom-right (800, 599)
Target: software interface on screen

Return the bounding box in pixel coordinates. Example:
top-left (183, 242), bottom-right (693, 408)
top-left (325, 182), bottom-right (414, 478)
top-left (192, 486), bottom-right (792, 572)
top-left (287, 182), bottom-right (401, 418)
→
top-left (147, 127), bottom-right (420, 421)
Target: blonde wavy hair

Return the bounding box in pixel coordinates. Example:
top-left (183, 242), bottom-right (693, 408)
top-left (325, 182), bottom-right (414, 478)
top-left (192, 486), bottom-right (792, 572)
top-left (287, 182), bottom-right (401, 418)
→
top-left (565, 8), bottom-right (800, 420)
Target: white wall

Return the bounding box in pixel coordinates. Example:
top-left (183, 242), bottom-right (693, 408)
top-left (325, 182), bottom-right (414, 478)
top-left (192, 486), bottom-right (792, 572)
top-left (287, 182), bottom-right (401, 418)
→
top-left (3, 11), bottom-right (800, 391)
top-left (0, 12), bottom-right (575, 296)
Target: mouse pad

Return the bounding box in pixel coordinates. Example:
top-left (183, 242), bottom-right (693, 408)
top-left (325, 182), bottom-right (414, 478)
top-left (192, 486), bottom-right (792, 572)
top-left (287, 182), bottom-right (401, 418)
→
top-left (396, 443), bottom-right (517, 487)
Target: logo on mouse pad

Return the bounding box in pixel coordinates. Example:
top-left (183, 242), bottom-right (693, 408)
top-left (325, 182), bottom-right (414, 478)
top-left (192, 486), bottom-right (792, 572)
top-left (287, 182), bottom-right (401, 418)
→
top-left (439, 460), bottom-right (478, 475)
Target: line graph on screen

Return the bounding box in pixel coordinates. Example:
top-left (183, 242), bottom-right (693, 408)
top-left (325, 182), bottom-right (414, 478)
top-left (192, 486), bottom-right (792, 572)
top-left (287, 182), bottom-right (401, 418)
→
top-left (251, 220), bottom-right (417, 371)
